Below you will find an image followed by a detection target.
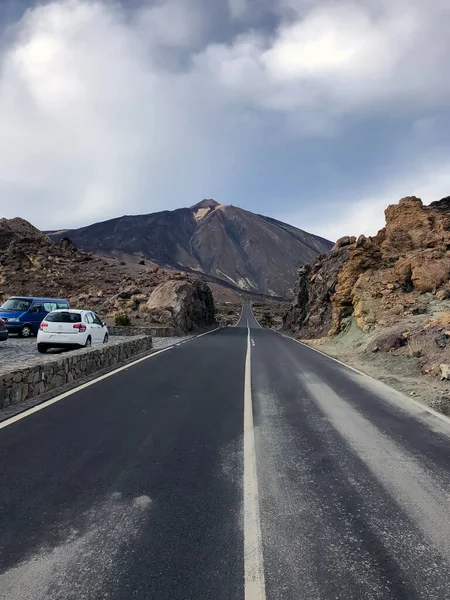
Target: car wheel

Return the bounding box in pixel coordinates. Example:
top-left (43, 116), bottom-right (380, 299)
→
top-left (103, 333), bottom-right (109, 344)
top-left (85, 336), bottom-right (92, 348)
top-left (20, 325), bottom-right (32, 338)
top-left (37, 344), bottom-right (48, 354)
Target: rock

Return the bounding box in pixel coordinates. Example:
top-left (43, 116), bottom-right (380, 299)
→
top-left (410, 305), bottom-right (427, 315)
top-left (430, 396), bottom-right (450, 416)
top-left (58, 237), bottom-right (77, 252)
top-left (440, 364), bottom-right (450, 380)
top-left (283, 245), bottom-right (352, 338)
top-left (132, 293), bottom-right (148, 303)
top-left (138, 259), bottom-right (145, 265)
top-left (332, 236), bottom-right (356, 250)
top-left (118, 288), bottom-right (141, 300)
top-left (97, 290), bottom-right (104, 298)
top-left (410, 255), bottom-right (450, 293)
top-left (435, 334), bottom-right (448, 349)
top-left (372, 333), bottom-right (407, 352)
top-left (146, 279), bottom-right (215, 332)
top-left (436, 288), bottom-right (450, 301)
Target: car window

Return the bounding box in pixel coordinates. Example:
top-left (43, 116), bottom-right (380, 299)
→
top-left (93, 314), bottom-right (103, 326)
top-left (31, 303), bottom-right (42, 314)
top-left (56, 302), bottom-right (69, 310)
top-left (46, 312), bottom-right (81, 323)
top-left (85, 313), bottom-right (94, 324)
top-left (0, 298), bottom-right (32, 312)
top-left (44, 302), bottom-right (58, 312)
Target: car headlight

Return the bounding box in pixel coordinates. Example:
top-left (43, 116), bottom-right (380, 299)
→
top-left (8, 318), bottom-right (20, 323)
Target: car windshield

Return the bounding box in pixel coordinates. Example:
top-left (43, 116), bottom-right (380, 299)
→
top-left (46, 312), bottom-right (81, 323)
top-left (0, 298), bottom-right (31, 312)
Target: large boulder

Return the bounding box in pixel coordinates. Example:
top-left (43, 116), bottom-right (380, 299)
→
top-left (146, 279), bottom-right (215, 332)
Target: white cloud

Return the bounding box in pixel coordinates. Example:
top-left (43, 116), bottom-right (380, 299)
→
top-left (0, 0), bottom-right (251, 228)
top-left (195, 0), bottom-right (450, 121)
top-left (0, 0), bottom-right (449, 233)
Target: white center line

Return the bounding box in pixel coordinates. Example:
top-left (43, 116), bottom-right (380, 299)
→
top-left (244, 325), bottom-right (266, 600)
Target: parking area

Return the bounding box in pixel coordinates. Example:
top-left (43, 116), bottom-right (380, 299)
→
top-left (0, 336), bottom-right (128, 375)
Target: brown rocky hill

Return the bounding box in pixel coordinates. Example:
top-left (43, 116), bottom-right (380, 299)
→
top-left (283, 196), bottom-right (450, 410)
top-left (47, 199), bottom-right (332, 299)
top-left (284, 196), bottom-right (450, 338)
top-left (0, 218), bottom-right (215, 333)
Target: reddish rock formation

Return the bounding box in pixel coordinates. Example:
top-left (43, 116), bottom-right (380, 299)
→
top-left (284, 196), bottom-right (450, 338)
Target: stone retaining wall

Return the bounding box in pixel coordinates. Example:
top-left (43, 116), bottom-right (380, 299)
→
top-left (109, 325), bottom-right (179, 337)
top-left (0, 335), bottom-right (152, 411)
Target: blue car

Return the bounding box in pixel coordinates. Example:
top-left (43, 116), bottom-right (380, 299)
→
top-left (0, 297), bottom-right (69, 338)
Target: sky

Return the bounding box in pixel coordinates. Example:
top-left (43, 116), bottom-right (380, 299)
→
top-left (0, 0), bottom-right (449, 240)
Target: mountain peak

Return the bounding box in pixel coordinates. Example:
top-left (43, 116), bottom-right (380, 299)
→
top-left (190, 199), bottom-right (219, 210)
top-left (47, 202), bottom-right (333, 298)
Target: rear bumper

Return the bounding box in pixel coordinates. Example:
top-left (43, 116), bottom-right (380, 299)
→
top-left (38, 342), bottom-right (82, 350)
top-left (5, 324), bottom-right (21, 334)
top-left (0, 330), bottom-right (8, 342)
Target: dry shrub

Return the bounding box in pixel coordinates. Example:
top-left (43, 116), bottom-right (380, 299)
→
top-left (408, 339), bottom-right (424, 358)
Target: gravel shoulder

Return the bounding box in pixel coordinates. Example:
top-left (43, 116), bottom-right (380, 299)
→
top-left (302, 318), bottom-right (450, 416)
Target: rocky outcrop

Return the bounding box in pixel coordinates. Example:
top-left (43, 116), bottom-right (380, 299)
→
top-left (284, 196), bottom-right (450, 338)
top-left (146, 279), bottom-right (215, 332)
top-left (283, 243), bottom-right (353, 337)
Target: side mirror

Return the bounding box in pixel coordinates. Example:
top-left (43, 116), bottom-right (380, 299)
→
top-left (102, 322), bottom-right (107, 327)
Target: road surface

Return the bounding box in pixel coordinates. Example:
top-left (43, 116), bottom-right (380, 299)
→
top-left (0, 304), bottom-right (450, 599)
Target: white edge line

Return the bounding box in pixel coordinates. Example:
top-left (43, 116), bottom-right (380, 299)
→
top-left (234, 304), bottom-right (245, 327)
top-left (244, 324), bottom-right (266, 600)
top-left (279, 331), bottom-right (450, 427)
top-left (0, 326), bottom-right (222, 430)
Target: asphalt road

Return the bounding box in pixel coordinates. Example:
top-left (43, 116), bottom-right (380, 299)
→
top-left (1, 304), bottom-right (450, 599)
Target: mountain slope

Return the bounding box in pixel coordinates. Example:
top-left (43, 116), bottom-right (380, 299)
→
top-left (48, 200), bottom-right (332, 298)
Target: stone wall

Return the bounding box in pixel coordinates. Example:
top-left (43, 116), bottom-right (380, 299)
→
top-left (109, 325), bottom-right (179, 337)
top-left (0, 335), bottom-right (152, 411)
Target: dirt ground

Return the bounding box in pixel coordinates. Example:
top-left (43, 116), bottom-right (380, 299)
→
top-left (303, 315), bottom-right (450, 416)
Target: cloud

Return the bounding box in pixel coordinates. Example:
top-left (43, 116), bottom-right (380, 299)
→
top-left (0, 0), bottom-right (250, 228)
top-left (0, 0), bottom-right (449, 233)
top-left (195, 0), bottom-right (450, 123)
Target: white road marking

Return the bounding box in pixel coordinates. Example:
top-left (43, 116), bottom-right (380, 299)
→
top-left (0, 327), bottom-right (222, 430)
top-left (251, 339), bottom-right (255, 347)
top-left (244, 325), bottom-right (266, 600)
top-left (235, 304), bottom-right (246, 327)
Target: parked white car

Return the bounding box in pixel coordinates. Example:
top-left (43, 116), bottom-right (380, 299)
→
top-left (37, 309), bottom-right (109, 353)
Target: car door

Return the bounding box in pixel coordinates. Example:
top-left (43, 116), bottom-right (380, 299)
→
top-left (92, 313), bottom-right (106, 342)
top-left (87, 312), bottom-right (102, 344)
top-left (28, 302), bottom-right (44, 334)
